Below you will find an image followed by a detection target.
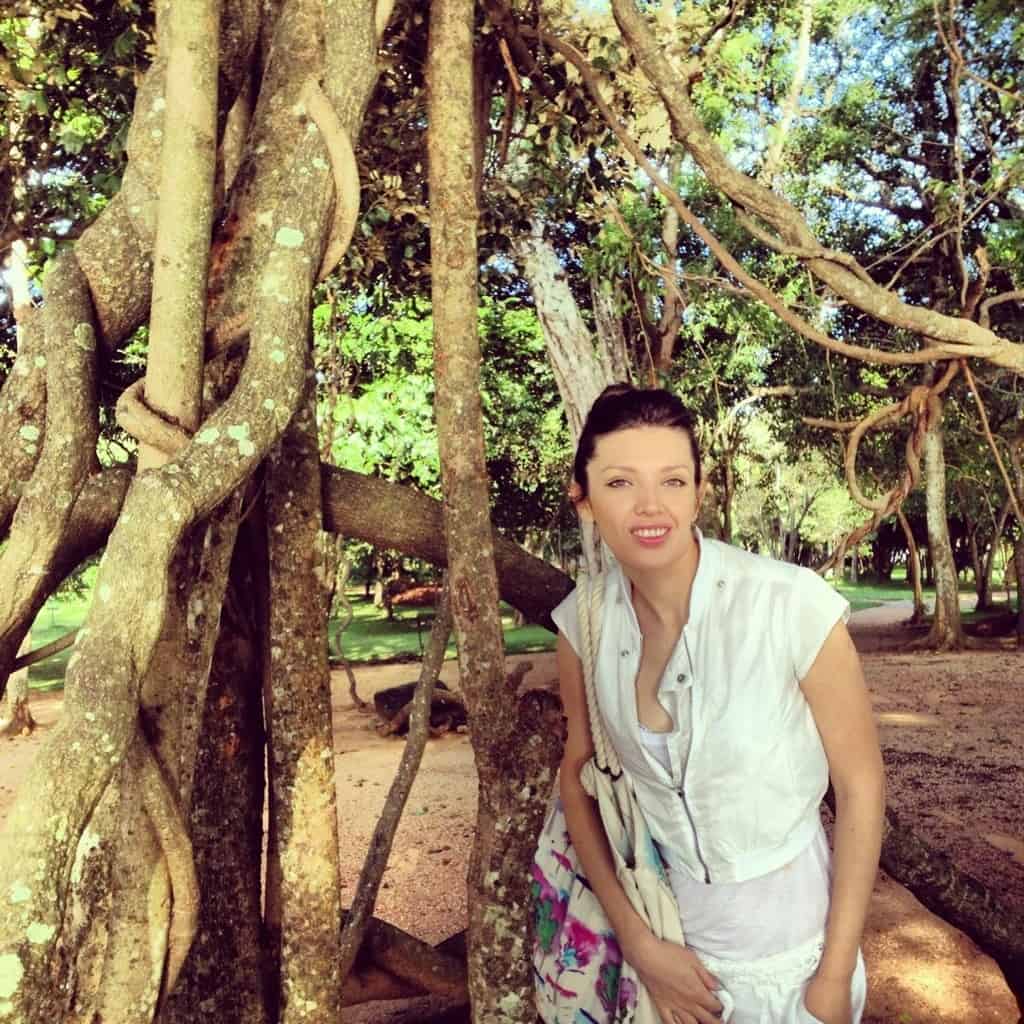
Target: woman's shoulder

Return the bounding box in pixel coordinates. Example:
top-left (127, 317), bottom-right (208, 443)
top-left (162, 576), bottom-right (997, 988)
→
top-left (707, 537), bottom-right (806, 586)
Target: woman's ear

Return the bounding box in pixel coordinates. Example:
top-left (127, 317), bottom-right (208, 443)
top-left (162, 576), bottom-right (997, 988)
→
top-left (568, 481), bottom-right (593, 521)
top-left (696, 477), bottom-right (710, 516)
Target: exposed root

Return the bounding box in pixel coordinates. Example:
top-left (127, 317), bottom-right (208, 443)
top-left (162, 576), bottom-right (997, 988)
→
top-left (301, 78), bottom-right (360, 281)
top-left (0, 701), bottom-right (35, 738)
top-left (362, 915), bottom-right (467, 1000)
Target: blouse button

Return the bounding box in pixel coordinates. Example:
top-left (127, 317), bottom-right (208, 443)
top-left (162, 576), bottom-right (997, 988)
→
top-left (716, 580), bottom-right (725, 589)
top-left (677, 673), bottom-right (686, 683)
top-left (621, 649), bottom-right (630, 657)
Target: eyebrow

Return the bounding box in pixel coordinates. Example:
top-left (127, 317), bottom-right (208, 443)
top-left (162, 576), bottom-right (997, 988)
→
top-left (601, 464), bottom-right (693, 473)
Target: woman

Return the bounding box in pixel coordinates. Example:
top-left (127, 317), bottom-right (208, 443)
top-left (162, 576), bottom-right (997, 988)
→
top-left (550, 384), bottom-right (885, 1024)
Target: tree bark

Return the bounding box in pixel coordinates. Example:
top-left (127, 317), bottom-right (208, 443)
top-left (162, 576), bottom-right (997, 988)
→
top-left (0, 631), bottom-right (34, 737)
top-left (921, 413), bottom-right (965, 649)
top-left (898, 508), bottom-right (926, 624)
top-left (429, 7), bottom-right (561, 1019)
top-left (262, 389), bottom-right (344, 1024)
top-left (591, 275), bottom-right (631, 383)
top-left (513, 226), bottom-right (617, 572)
top-left (881, 805), bottom-right (1024, 1019)
top-left (514, 224), bottom-right (613, 440)
top-left (160, 538), bottom-right (270, 1024)
top-left (980, 499), bottom-right (1011, 614)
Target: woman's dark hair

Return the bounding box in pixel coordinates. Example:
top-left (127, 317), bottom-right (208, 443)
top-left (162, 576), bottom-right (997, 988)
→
top-left (572, 384), bottom-right (702, 497)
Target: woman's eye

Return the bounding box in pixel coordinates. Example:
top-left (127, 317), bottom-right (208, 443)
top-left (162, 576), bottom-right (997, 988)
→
top-left (607, 478), bottom-right (629, 488)
top-left (665, 478), bottom-right (687, 487)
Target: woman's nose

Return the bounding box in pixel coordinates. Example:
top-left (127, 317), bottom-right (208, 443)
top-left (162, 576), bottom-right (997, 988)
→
top-left (633, 485), bottom-right (662, 513)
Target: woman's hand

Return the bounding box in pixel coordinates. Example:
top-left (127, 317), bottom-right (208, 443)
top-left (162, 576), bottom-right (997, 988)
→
top-left (628, 932), bottom-right (723, 1024)
top-left (802, 970), bottom-right (852, 1024)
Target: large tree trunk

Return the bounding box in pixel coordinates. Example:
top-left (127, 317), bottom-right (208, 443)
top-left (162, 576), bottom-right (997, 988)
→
top-left (0, 2), bottom-right (383, 1020)
top-left (428, 9), bottom-right (562, 1019)
top-left (921, 414), bottom-right (965, 649)
top-left (160, 537), bottom-right (270, 1024)
top-left (262, 390), bottom-right (344, 1023)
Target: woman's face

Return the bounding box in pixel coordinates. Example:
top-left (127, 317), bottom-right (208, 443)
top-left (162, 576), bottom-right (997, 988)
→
top-left (578, 425), bottom-right (704, 572)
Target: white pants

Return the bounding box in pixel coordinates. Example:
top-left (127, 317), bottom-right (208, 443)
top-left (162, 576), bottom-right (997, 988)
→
top-left (698, 931), bottom-right (867, 1024)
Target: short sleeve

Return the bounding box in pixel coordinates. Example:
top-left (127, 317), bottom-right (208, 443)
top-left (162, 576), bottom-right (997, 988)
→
top-left (790, 567), bottom-right (850, 681)
top-left (550, 586), bottom-right (582, 658)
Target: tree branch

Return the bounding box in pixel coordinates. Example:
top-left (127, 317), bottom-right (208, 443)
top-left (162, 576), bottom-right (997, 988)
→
top-left (338, 582), bottom-right (454, 983)
top-left (480, 0), bottom-right (560, 104)
top-left (609, 0), bottom-right (1024, 372)
top-left (530, 26), bottom-right (976, 367)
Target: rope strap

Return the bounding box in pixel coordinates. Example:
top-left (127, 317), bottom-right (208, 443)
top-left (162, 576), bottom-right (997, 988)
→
top-left (577, 573), bottom-right (621, 776)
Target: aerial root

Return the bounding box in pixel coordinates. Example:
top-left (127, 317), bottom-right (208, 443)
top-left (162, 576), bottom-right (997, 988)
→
top-left (300, 77), bottom-right (361, 281)
top-left (115, 378), bottom-right (192, 459)
top-left (132, 731), bottom-right (200, 1003)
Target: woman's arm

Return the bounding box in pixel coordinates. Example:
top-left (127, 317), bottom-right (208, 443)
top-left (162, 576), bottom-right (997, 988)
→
top-left (556, 634), bottom-right (723, 1024)
top-left (800, 620), bottom-right (885, 1023)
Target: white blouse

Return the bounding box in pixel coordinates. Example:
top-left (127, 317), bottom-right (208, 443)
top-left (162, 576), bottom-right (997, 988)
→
top-left (553, 534), bottom-right (848, 957)
top-left (639, 724), bottom-right (831, 959)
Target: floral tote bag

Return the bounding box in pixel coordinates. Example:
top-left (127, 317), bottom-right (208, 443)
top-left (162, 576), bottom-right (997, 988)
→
top-left (531, 783), bottom-right (640, 1023)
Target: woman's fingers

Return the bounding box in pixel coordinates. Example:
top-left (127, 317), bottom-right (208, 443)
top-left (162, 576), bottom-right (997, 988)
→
top-left (695, 963), bottom-right (720, 992)
top-left (692, 1007), bottom-right (723, 1024)
top-left (660, 1008), bottom-right (696, 1024)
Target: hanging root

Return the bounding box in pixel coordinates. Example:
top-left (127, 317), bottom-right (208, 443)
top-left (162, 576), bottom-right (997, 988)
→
top-left (300, 78), bottom-right (361, 281)
top-left (811, 361), bottom-right (958, 576)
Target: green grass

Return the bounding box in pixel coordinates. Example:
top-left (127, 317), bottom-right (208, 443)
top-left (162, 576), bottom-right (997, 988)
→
top-left (24, 572), bottom-right (1016, 691)
top-left (27, 586), bottom-right (92, 692)
top-left (331, 594), bottom-right (555, 663)
top-left (832, 577), bottom-right (932, 614)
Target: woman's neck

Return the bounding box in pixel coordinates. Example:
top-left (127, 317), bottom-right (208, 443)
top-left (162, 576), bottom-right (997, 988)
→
top-left (625, 533), bottom-right (701, 633)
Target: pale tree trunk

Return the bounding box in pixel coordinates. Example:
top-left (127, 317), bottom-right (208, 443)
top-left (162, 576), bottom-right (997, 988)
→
top-left (922, 413), bottom-right (965, 649)
top-left (514, 224), bottom-right (612, 440)
top-left (514, 226), bottom-right (617, 572)
top-left (429, 7), bottom-right (562, 1019)
top-left (590, 275), bottom-right (631, 383)
top-left (87, 2), bottom-right (221, 1014)
top-left (262, 388), bottom-right (343, 1023)
top-left (759, 0), bottom-right (814, 186)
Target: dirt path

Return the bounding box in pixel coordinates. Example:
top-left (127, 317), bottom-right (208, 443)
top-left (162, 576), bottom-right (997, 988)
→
top-left (1, 604), bottom-right (1021, 1023)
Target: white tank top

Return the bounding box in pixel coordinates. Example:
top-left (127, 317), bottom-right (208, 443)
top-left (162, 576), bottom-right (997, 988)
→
top-left (640, 724), bottom-right (832, 960)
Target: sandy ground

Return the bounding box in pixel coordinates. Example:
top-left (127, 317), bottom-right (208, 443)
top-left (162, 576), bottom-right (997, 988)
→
top-left (1, 603), bottom-right (1021, 1023)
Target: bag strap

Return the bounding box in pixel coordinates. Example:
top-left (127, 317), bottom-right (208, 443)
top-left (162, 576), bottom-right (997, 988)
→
top-left (577, 573), bottom-right (622, 777)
